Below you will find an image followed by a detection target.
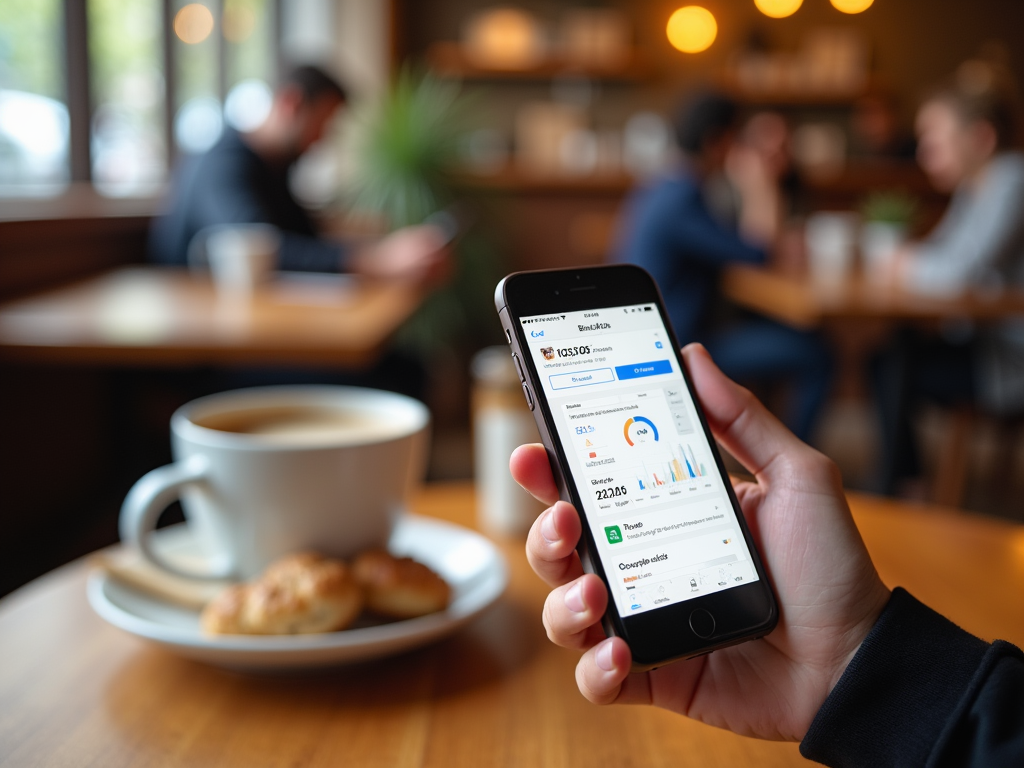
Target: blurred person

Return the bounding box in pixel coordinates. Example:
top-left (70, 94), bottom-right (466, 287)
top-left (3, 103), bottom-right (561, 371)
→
top-left (149, 65), bottom-right (448, 283)
top-left (511, 343), bottom-right (1024, 768)
top-left (849, 89), bottom-right (917, 161)
top-left (616, 90), bottom-right (831, 443)
top-left (875, 60), bottom-right (1024, 495)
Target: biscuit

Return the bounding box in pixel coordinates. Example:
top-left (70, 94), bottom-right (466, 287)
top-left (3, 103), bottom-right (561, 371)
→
top-left (352, 550), bottom-right (450, 619)
top-left (201, 552), bottom-right (363, 635)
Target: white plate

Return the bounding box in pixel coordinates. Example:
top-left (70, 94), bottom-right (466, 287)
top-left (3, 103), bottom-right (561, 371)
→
top-left (87, 515), bottom-right (508, 671)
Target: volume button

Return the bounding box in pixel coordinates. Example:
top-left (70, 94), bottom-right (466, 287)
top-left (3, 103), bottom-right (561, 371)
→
top-left (512, 353), bottom-right (526, 382)
top-left (522, 383), bottom-right (535, 411)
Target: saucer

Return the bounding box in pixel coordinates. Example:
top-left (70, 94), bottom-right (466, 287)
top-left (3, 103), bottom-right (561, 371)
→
top-left (87, 514), bottom-right (508, 671)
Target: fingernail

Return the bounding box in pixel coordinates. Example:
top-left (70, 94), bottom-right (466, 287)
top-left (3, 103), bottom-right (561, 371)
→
top-left (595, 639), bottom-right (615, 672)
top-left (540, 509), bottom-right (558, 543)
top-left (564, 582), bottom-right (585, 613)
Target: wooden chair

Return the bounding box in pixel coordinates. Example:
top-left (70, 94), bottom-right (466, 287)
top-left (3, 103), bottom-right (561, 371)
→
top-left (932, 405), bottom-right (1024, 513)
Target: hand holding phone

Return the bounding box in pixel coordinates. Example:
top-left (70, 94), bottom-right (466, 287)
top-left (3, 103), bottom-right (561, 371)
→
top-left (497, 266), bottom-right (779, 666)
top-left (514, 343), bottom-right (891, 742)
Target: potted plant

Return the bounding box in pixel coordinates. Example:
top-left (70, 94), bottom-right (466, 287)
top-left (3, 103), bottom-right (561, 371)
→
top-left (349, 68), bottom-right (503, 357)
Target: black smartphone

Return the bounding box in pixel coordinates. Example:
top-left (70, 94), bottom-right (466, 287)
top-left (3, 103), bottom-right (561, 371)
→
top-left (495, 265), bottom-right (778, 670)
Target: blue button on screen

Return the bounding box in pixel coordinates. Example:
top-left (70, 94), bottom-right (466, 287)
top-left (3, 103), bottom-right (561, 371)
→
top-left (615, 359), bottom-right (673, 380)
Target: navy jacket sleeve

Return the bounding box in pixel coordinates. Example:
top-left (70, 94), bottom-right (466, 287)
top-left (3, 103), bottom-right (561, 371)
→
top-left (189, 152), bottom-right (344, 273)
top-left (149, 132), bottom-right (346, 273)
top-left (622, 177), bottom-right (765, 270)
top-left (800, 587), bottom-right (1024, 768)
top-left (617, 176), bottom-right (766, 340)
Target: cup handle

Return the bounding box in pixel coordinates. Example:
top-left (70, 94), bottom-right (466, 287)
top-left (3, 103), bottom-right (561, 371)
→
top-left (118, 455), bottom-right (231, 580)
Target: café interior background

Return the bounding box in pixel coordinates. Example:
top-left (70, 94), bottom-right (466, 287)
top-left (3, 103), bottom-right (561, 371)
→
top-left (2, 0), bottom-right (1023, 596)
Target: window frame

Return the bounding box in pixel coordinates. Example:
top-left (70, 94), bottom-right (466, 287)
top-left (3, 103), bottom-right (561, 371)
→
top-left (60, 0), bottom-right (284, 186)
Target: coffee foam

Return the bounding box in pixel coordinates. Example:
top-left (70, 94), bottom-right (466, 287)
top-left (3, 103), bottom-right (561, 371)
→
top-left (194, 406), bottom-right (404, 445)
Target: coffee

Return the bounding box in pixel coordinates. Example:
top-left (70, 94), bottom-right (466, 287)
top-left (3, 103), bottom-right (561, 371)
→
top-left (195, 406), bottom-right (385, 445)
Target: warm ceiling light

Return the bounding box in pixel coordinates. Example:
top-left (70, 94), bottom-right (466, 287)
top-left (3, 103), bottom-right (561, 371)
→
top-left (831, 0), bottom-right (874, 12)
top-left (174, 3), bottom-right (215, 45)
top-left (666, 7), bottom-right (717, 54)
top-left (754, 0), bottom-right (804, 19)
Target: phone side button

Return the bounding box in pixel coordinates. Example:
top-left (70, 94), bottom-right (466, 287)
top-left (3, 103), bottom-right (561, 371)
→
top-left (688, 609), bottom-right (716, 639)
top-left (522, 383), bottom-right (535, 411)
top-left (505, 328), bottom-right (512, 345)
top-left (512, 353), bottom-right (526, 382)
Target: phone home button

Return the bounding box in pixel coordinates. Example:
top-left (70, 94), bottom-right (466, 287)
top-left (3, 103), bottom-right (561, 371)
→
top-left (688, 609), bottom-right (716, 639)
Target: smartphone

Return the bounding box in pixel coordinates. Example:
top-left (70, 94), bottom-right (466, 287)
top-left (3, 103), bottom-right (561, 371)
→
top-left (495, 265), bottom-right (778, 670)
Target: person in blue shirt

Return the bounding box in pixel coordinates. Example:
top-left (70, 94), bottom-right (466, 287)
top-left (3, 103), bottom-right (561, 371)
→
top-left (616, 91), bottom-right (831, 442)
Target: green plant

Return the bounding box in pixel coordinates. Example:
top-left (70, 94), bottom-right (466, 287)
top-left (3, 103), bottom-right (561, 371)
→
top-left (349, 69), bottom-right (505, 355)
top-left (350, 68), bottom-right (464, 229)
top-left (861, 191), bottom-right (919, 225)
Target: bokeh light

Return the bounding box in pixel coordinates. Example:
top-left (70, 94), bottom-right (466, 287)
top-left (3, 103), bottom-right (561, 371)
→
top-left (754, 0), bottom-right (804, 19)
top-left (666, 7), bottom-right (717, 54)
top-left (222, 1), bottom-right (256, 43)
top-left (464, 8), bottom-right (544, 69)
top-left (224, 80), bottom-right (273, 131)
top-left (830, 0), bottom-right (874, 12)
top-left (174, 3), bottom-right (215, 45)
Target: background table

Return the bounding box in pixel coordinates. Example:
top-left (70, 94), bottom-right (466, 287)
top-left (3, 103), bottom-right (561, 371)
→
top-left (2, 483), bottom-right (1022, 768)
top-left (0, 267), bottom-right (425, 368)
top-left (722, 264), bottom-right (1024, 330)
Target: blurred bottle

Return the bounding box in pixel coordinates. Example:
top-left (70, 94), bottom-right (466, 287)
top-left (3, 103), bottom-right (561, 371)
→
top-left (471, 347), bottom-right (545, 537)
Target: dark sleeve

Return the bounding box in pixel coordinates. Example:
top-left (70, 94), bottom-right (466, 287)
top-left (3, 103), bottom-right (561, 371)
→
top-left (618, 180), bottom-right (766, 271)
top-left (660, 190), bottom-right (766, 269)
top-left (185, 150), bottom-right (347, 274)
top-left (276, 232), bottom-right (346, 273)
top-left (800, 587), bottom-right (1024, 768)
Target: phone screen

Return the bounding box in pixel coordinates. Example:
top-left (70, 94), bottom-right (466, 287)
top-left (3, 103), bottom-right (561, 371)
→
top-left (521, 303), bottom-right (761, 619)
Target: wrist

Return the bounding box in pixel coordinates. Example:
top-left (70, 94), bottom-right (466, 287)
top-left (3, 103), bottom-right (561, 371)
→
top-left (826, 582), bottom-right (893, 695)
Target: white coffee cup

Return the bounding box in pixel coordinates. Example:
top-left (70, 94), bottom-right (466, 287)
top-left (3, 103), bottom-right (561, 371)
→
top-left (861, 221), bottom-right (907, 284)
top-left (119, 386), bottom-right (430, 580)
top-left (204, 224), bottom-right (280, 297)
top-left (806, 212), bottom-right (859, 286)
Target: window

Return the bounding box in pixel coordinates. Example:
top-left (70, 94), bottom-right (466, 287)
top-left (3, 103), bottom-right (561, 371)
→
top-left (0, 0), bottom-right (69, 196)
top-left (89, 0), bottom-right (166, 196)
top-left (0, 0), bottom-right (284, 198)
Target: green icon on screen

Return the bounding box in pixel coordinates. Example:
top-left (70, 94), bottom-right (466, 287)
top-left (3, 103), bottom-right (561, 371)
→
top-left (605, 525), bottom-right (623, 544)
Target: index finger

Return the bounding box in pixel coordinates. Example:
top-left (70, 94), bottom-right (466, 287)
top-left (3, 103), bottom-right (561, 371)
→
top-left (510, 443), bottom-right (559, 506)
top-left (526, 500), bottom-right (585, 587)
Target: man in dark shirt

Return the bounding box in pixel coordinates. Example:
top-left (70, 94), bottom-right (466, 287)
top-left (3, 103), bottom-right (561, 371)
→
top-left (512, 343), bottom-right (1023, 768)
top-left (617, 91), bottom-right (831, 442)
top-left (149, 65), bottom-right (447, 281)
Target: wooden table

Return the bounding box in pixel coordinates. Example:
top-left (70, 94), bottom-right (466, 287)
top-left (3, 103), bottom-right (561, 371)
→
top-left (722, 264), bottom-right (1024, 330)
top-left (2, 482), bottom-right (1022, 767)
top-left (0, 267), bottom-right (424, 368)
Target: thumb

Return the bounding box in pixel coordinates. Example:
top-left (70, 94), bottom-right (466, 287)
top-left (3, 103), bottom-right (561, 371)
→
top-left (681, 343), bottom-right (805, 480)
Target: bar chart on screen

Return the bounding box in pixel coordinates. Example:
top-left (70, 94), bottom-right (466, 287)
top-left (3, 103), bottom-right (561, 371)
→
top-left (635, 443), bottom-right (709, 490)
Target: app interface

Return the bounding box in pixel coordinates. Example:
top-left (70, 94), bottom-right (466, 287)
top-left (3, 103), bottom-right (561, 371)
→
top-left (522, 304), bottom-right (760, 617)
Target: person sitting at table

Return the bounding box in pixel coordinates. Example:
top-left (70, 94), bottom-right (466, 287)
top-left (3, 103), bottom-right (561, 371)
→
top-left (511, 343), bottom-right (1024, 768)
top-left (615, 90), bottom-right (831, 444)
top-left (875, 59), bottom-right (1024, 496)
top-left (148, 64), bottom-right (447, 282)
